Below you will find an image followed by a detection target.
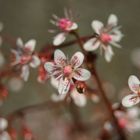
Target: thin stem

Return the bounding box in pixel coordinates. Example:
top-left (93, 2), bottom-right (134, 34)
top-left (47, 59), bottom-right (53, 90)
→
top-left (72, 31), bottom-right (127, 140)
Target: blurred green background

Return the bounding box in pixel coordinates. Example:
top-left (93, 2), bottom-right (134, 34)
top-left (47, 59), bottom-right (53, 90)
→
top-left (0, 0), bottom-right (140, 139)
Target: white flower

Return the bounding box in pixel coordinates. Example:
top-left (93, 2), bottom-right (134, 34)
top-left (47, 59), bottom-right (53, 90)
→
top-left (84, 14), bottom-right (123, 62)
top-left (11, 38), bottom-right (40, 81)
top-left (115, 107), bottom-right (140, 133)
top-left (0, 131), bottom-right (11, 140)
top-left (50, 10), bottom-right (78, 46)
top-left (44, 49), bottom-right (91, 94)
top-left (51, 77), bottom-right (87, 107)
top-left (122, 75), bottom-right (140, 107)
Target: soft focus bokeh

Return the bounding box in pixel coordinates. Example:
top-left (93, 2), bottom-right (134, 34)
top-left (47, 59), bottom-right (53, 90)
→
top-left (0, 0), bottom-right (140, 139)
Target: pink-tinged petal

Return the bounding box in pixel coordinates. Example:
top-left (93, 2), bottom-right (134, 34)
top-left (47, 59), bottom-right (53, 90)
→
top-left (50, 77), bottom-right (59, 89)
top-left (71, 89), bottom-right (87, 107)
top-left (108, 14), bottom-right (118, 26)
top-left (104, 46), bottom-right (114, 62)
top-left (53, 33), bottom-right (67, 46)
top-left (24, 39), bottom-right (36, 52)
top-left (73, 68), bottom-right (91, 81)
top-left (51, 94), bottom-right (66, 102)
top-left (128, 75), bottom-right (140, 93)
top-left (44, 62), bottom-right (54, 74)
top-left (91, 20), bottom-right (103, 34)
top-left (70, 52), bottom-right (84, 68)
top-left (69, 23), bottom-right (78, 30)
top-left (110, 41), bottom-right (122, 48)
top-left (0, 118), bottom-right (8, 131)
top-left (54, 49), bottom-right (66, 65)
top-left (11, 50), bottom-right (20, 65)
top-left (58, 78), bottom-right (70, 94)
top-left (83, 38), bottom-right (100, 51)
top-left (21, 65), bottom-right (30, 81)
top-left (30, 55), bottom-right (40, 68)
top-left (16, 38), bottom-right (23, 48)
top-left (122, 94), bottom-right (140, 107)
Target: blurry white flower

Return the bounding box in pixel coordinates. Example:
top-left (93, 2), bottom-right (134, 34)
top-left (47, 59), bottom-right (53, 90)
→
top-left (0, 118), bottom-right (8, 131)
top-left (131, 48), bottom-right (140, 69)
top-left (50, 10), bottom-right (78, 46)
top-left (51, 77), bottom-right (87, 107)
top-left (44, 49), bottom-right (91, 94)
top-left (84, 14), bottom-right (123, 62)
top-left (8, 77), bottom-right (24, 92)
top-left (122, 75), bottom-right (140, 107)
top-left (0, 22), bottom-right (3, 46)
top-left (0, 131), bottom-right (11, 140)
top-left (0, 51), bottom-right (5, 67)
top-left (115, 107), bottom-right (140, 133)
top-left (11, 38), bottom-right (40, 81)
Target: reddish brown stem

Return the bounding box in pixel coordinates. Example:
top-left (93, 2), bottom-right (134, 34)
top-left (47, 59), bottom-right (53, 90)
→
top-left (72, 31), bottom-right (127, 140)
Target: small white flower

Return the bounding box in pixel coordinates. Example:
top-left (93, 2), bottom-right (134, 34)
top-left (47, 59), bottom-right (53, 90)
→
top-left (115, 107), bottom-right (140, 133)
top-left (44, 49), bottom-right (91, 94)
top-left (122, 75), bottom-right (140, 107)
top-left (84, 14), bottom-right (123, 62)
top-left (11, 38), bottom-right (40, 81)
top-left (50, 10), bottom-right (78, 46)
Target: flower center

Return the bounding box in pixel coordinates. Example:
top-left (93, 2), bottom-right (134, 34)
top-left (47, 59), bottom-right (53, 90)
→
top-left (100, 33), bottom-right (112, 43)
top-left (20, 55), bottom-right (32, 64)
top-left (58, 18), bottom-right (73, 31)
top-left (63, 65), bottom-right (72, 76)
top-left (118, 118), bottom-right (127, 129)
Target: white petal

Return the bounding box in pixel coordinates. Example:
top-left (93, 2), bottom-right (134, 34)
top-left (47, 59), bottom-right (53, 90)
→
top-left (30, 55), bottom-right (40, 68)
top-left (21, 65), bottom-right (30, 81)
top-left (53, 33), bottom-right (66, 46)
top-left (83, 38), bottom-right (100, 51)
top-left (71, 89), bottom-right (87, 107)
top-left (104, 46), bottom-right (114, 62)
top-left (54, 49), bottom-right (66, 65)
top-left (122, 94), bottom-right (140, 107)
top-left (0, 131), bottom-right (11, 140)
top-left (108, 14), bottom-right (118, 26)
top-left (91, 20), bottom-right (103, 34)
top-left (16, 38), bottom-right (23, 47)
top-left (128, 75), bottom-right (140, 93)
top-left (24, 39), bottom-right (36, 52)
top-left (110, 41), bottom-right (122, 48)
top-left (50, 77), bottom-right (59, 89)
top-left (0, 118), bottom-right (8, 131)
top-left (44, 62), bottom-right (54, 74)
top-left (127, 107), bottom-right (139, 118)
top-left (58, 78), bottom-right (70, 94)
top-left (70, 52), bottom-right (84, 68)
top-left (51, 94), bottom-right (66, 102)
top-left (69, 23), bottom-right (78, 30)
top-left (112, 29), bottom-right (123, 42)
top-left (73, 68), bottom-right (91, 81)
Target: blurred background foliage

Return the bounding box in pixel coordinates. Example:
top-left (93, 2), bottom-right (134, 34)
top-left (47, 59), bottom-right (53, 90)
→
top-left (0, 0), bottom-right (140, 139)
